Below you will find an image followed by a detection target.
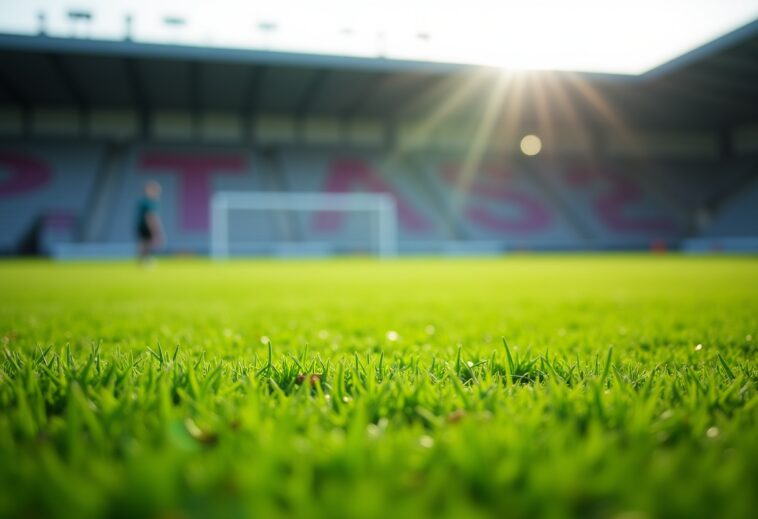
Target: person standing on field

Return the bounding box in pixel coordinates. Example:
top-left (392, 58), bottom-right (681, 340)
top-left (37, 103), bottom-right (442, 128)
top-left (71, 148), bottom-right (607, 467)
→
top-left (136, 180), bottom-right (164, 264)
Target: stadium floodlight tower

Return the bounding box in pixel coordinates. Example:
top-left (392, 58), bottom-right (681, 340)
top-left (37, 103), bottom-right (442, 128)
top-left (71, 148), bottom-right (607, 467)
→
top-left (210, 191), bottom-right (398, 259)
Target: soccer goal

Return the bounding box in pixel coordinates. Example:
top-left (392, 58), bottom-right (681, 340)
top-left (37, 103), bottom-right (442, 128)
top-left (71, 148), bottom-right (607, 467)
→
top-left (210, 191), bottom-right (398, 259)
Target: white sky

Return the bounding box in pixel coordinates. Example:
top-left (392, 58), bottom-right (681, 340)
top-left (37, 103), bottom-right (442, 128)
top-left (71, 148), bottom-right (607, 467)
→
top-left (0, 0), bottom-right (756, 74)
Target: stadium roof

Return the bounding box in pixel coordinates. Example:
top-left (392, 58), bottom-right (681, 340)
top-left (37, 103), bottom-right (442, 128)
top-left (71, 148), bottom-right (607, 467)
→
top-left (3, 0), bottom-right (757, 74)
top-left (0, 18), bottom-right (757, 131)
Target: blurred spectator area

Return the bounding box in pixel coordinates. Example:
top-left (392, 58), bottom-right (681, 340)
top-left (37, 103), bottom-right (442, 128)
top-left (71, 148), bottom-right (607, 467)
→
top-left (0, 24), bottom-right (756, 255)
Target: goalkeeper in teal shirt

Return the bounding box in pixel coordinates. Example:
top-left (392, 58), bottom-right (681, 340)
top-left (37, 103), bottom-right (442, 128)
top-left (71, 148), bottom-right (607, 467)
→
top-left (135, 180), bottom-right (164, 263)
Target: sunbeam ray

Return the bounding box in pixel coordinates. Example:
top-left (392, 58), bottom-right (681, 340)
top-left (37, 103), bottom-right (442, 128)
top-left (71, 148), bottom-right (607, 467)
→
top-left (541, 73), bottom-right (593, 156)
top-left (531, 73), bottom-right (556, 156)
top-left (498, 72), bottom-right (527, 157)
top-left (454, 72), bottom-right (511, 201)
top-left (563, 72), bottom-right (645, 155)
top-left (386, 70), bottom-right (492, 165)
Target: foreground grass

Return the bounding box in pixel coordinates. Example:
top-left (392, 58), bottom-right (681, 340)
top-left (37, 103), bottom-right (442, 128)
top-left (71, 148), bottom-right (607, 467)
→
top-left (0, 256), bottom-right (756, 519)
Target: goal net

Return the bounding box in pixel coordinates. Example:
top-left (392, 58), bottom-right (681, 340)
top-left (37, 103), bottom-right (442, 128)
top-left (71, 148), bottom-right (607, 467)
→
top-left (210, 191), bottom-right (398, 258)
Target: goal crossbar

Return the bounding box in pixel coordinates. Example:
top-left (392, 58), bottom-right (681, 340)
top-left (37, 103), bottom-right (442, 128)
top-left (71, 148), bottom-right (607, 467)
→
top-left (210, 191), bottom-right (398, 259)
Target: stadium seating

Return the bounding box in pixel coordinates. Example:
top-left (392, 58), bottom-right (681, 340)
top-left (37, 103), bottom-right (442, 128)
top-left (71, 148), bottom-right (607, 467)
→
top-left (413, 154), bottom-right (584, 248)
top-left (0, 141), bottom-right (102, 253)
top-left (280, 148), bottom-right (450, 249)
top-left (104, 145), bottom-right (267, 252)
top-left (2, 140), bottom-right (756, 255)
top-left (700, 177), bottom-right (758, 238)
top-left (534, 161), bottom-right (683, 246)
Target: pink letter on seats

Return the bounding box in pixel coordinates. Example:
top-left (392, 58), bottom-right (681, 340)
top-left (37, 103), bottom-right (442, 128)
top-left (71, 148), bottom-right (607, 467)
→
top-left (566, 168), bottom-right (672, 233)
top-left (313, 159), bottom-right (430, 232)
top-left (441, 164), bottom-right (551, 233)
top-left (139, 154), bottom-right (246, 232)
top-left (0, 153), bottom-right (51, 196)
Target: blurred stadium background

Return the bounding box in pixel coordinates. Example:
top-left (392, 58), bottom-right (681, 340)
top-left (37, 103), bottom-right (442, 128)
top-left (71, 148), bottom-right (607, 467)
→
top-left (0, 1), bottom-right (757, 259)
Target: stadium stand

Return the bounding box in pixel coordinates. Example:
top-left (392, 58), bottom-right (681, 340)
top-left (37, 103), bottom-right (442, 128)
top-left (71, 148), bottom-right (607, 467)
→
top-left (700, 177), bottom-right (758, 238)
top-left (0, 19), bottom-right (756, 256)
top-left (0, 141), bottom-right (103, 253)
top-left (0, 140), bottom-right (756, 256)
top-left (8, 143), bottom-right (749, 255)
top-left (416, 155), bottom-right (583, 248)
top-left (105, 145), bottom-right (267, 252)
top-left (280, 149), bottom-right (448, 247)
top-left (534, 162), bottom-right (682, 246)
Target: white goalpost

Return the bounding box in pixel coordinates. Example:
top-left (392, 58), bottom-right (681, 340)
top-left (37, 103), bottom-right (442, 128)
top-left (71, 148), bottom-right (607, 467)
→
top-left (210, 191), bottom-right (398, 259)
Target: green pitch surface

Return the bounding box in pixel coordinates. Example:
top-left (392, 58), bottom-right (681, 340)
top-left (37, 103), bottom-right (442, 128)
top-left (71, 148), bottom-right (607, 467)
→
top-left (1, 256), bottom-right (756, 519)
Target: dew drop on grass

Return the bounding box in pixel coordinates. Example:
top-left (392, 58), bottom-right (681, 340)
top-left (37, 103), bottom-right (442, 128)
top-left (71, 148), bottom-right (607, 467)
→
top-left (260, 336), bottom-right (270, 345)
top-left (386, 330), bottom-right (399, 341)
top-left (706, 426), bottom-right (720, 438)
top-left (419, 435), bottom-right (434, 448)
top-left (695, 344), bottom-right (703, 351)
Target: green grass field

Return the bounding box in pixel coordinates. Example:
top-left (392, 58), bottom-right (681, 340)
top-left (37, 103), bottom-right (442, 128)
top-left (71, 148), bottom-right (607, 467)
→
top-left (0, 256), bottom-right (756, 519)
